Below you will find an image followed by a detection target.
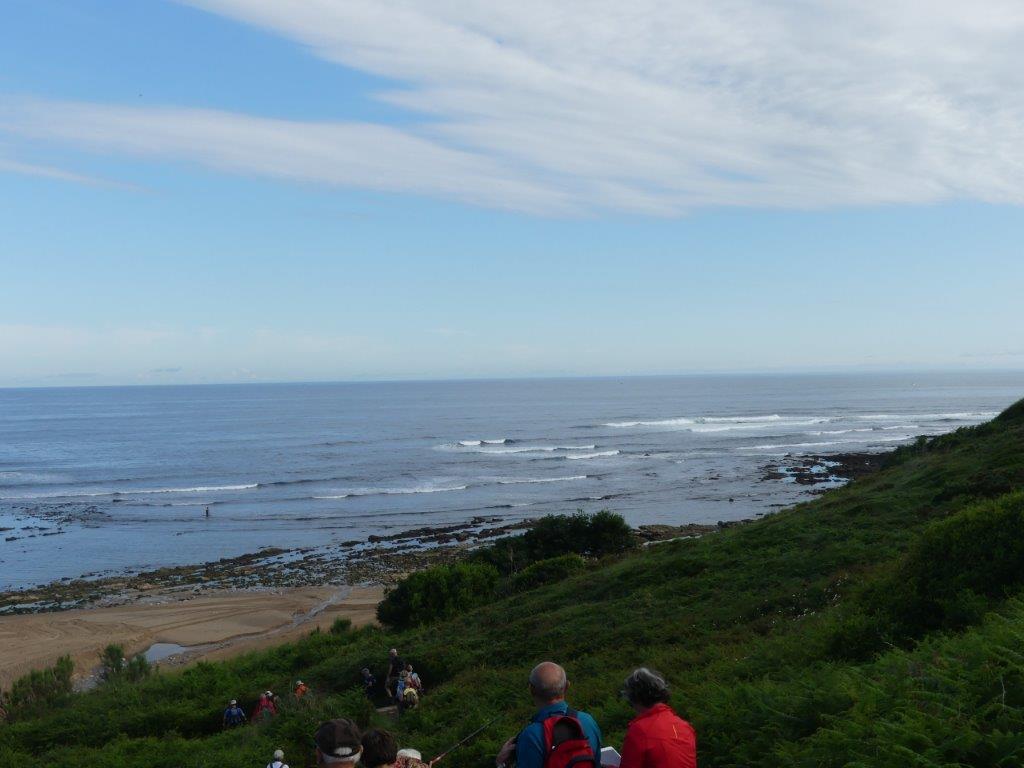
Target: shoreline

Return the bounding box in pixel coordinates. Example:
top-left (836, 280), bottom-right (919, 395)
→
top-left (2, 448), bottom-right (892, 617)
top-left (0, 447), bottom-right (892, 687)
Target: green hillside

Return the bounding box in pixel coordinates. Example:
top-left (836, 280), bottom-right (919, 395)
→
top-left (4, 400), bottom-right (1024, 767)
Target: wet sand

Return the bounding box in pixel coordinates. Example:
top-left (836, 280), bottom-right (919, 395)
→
top-left (0, 584), bottom-right (383, 689)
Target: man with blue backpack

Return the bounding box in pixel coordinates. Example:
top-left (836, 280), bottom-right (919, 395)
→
top-left (495, 662), bottom-right (602, 768)
top-left (223, 699), bottom-right (247, 728)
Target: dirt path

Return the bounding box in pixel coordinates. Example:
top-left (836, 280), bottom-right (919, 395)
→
top-left (0, 585), bottom-right (383, 689)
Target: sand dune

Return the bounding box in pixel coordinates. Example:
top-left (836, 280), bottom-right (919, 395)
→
top-left (0, 585), bottom-right (383, 689)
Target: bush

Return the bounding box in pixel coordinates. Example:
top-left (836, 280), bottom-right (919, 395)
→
top-left (522, 510), bottom-right (635, 562)
top-left (828, 491), bottom-right (1024, 657)
top-left (100, 644), bottom-right (125, 680)
top-left (3, 655), bottom-right (74, 717)
top-left (508, 554), bottom-right (587, 593)
top-left (376, 562), bottom-right (500, 629)
top-left (329, 617), bottom-right (353, 636)
top-left (473, 510), bottom-right (636, 575)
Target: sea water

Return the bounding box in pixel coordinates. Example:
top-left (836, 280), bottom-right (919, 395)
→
top-left (2, 371), bottom-right (1021, 590)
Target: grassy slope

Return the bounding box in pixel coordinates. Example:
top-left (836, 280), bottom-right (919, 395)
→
top-left (3, 402), bottom-right (1024, 767)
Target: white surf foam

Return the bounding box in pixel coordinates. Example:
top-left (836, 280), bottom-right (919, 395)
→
top-left (605, 417), bottom-right (695, 428)
top-left (496, 475), bottom-right (588, 485)
top-left (458, 439), bottom-right (509, 446)
top-left (314, 484), bottom-right (469, 500)
top-left (857, 411), bottom-right (997, 421)
top-left (566, 450), bottom-right (620, 460)
top-left (607, 414), bottom-right (828, 429)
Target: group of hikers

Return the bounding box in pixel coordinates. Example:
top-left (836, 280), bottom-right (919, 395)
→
top-left (224, 648), bottom-right (425, 730)
top-left (380, 647), bottom-right (424, 711)
top-left (222, 679), bottom-right (312, 727)
top-left (255, 660), bottom-right (696, 768)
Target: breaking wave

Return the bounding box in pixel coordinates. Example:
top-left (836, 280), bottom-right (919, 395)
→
top-left (566, 450), bottom-right (620, 460)
top-left (496, 475), bottom-right (589, 485)
top-left (314, 484), bottom-right (469, 500)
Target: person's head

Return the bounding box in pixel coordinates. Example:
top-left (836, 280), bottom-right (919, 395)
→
top-left (273, 749), bottom-right (285, 762)
top-left (229, 699), bottom-right (237, 707)
top-left (399, 670), bottom-right (409, 680)
top-left (528, 661), bottom-right (569, 706)
top-left (315, 719), bottom-right (363, 767)
top-left (404, 663), bottom-right (413, 672)
top-left (621, 667), bottom-right (671, 713)
top-left (296, 680), bottom-right (304, 688)
top-left (361, 728), bottom-right (398, 768)
top-left (389, 648), bottom-right (398, 658)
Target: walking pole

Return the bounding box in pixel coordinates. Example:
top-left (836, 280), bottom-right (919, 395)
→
top-left (429, 714), bottom-right (504, 765)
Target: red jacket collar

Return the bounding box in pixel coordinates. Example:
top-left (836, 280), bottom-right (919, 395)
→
top-left (630, 702), bottom-right (672, 724)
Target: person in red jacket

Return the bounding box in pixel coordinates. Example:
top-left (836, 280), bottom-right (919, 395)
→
top-left (619, 668), bottom-right (697, 768)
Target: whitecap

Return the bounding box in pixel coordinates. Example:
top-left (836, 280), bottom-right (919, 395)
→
top-left (314, 484), bottom-right (469, 500)
top-left (496, 475), bottom-right (588, 485)
top-left (566, 450), bottom-right (620, 460)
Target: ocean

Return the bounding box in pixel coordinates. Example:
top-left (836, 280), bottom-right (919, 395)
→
top-left (2, 371), bottom-right (1021, 591)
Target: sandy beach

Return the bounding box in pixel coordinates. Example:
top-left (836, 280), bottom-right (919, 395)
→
top-left (0, 584), bottom-right (383, 689)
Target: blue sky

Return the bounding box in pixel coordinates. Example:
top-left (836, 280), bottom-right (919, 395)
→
top-left (2, 0), bottom-right (1023, 386)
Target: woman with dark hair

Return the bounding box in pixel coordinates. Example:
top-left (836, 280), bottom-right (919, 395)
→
top-left (619, 668), bottom-right (696, 768)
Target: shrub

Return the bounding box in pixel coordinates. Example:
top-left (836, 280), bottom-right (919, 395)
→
top-left (376, 562), bottom-right (500, 629)
top-left (473, 510), bottom-right (636, 575)
top-left (100, 644), bottom-right (126, 680)
top-left (3, 655), bottom-right (74, 717)
top-left (828, 491), bottom-right (1024, 658)
top-left (329, 617), bottom-right (353, 636)
top-left (508, 554), bottom-right (587, 593)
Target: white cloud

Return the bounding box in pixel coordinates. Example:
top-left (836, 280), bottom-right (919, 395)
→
top-left (5, 0), bottom-right (1024, 213)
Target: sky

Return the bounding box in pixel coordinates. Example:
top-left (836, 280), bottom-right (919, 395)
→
top-left (2, 0), bottom-right (1024, 387)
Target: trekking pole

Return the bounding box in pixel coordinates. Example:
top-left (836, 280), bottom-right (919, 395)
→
top-left (429, 714), bottom-right (504, 765)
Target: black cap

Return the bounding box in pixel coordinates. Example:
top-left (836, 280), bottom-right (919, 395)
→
top-left (315, 719), bottom-right (363, 763)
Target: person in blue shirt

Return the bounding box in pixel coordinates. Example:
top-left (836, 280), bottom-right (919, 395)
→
top-left (222, 699), bottom-right (246, 728)
top-left (495, 661), bottom-right (602, 768)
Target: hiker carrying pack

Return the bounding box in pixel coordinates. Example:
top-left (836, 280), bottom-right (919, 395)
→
top-left (496, 663), bottom-right (602, 768)
top-left (540, 708), bottom-right (598, 768)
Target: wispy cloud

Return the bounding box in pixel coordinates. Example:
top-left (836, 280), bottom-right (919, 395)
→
top-left (4, 0), bottom-right (1024, 214)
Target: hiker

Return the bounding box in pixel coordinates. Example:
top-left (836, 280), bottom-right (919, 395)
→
top-left (395, 749), bottom-right (429, 768)
top-left (223, 699), bottom-right (246, 728)
top-left (314, 718), bottom-right (363, 767)
top-left (361, 667), bottom-right (377, 697)
top-left (397, 672), bottom-right (419, 713)
top-left (618, 668), bottom-right (696, 768)
top-left (267, 748), bottom-right (290, 768)
top-left (404, 663), bottom-right (423, 693)
top-left (254, 691), bottom-right (277, 721)
top-left (395, 670), bottom-right (408, 703)
top-left (495, 662), bottom-right (601, 768)
top-left (362, 728), bottom-right (399, 768)
top-left (385, 648), bottom-right (405, 698)
top-left (294, 679), bottom-right (310, 700)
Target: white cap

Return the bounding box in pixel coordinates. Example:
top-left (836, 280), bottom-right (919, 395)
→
top-left (230, 699), bottom-right (237, 705)
top-left (397, 749), bottom-right (422, 761)
top-left (274, 749), bottom-right (285, 760)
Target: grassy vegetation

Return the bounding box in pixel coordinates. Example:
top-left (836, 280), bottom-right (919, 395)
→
top-left (4, 399), bottom-right (1024, 767)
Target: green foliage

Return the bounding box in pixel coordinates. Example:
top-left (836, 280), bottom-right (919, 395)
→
top-left (507, 554), bottom-right (587, 593)
top-left (5, 398), bottom-right (1024, 768)
top-left (376, 562), bottom-right (500, 629)
top-left (472, 510), bottom-right (636, 575)
top-left (2, 655), bottom-right (73, 719)
top-left (100, 644), bottom-right (126, 680)
top-left (329, 617), bottom-right (353, 636)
